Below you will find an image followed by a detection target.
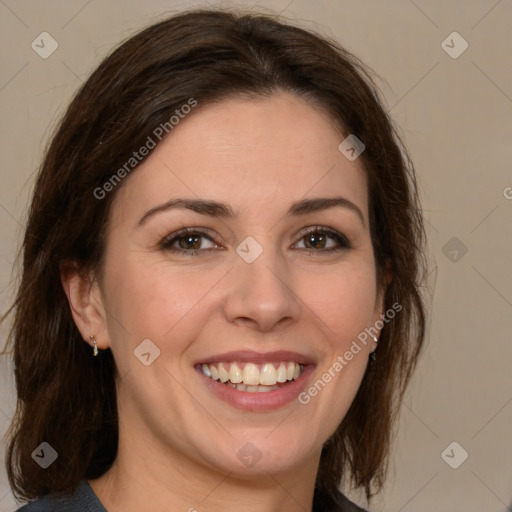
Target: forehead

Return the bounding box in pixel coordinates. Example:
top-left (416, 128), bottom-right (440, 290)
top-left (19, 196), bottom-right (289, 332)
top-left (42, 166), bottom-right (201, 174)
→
top-left (111, 92), bottom-right (368, 225)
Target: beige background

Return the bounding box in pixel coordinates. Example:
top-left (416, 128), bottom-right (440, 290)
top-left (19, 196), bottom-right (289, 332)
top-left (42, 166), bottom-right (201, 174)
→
top-left (1, 1), bottom-right (511, 511)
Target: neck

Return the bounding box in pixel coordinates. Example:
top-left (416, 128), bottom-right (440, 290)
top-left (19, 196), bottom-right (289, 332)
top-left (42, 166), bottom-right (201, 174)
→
top-left (89, 421), bottom-right (319, 512)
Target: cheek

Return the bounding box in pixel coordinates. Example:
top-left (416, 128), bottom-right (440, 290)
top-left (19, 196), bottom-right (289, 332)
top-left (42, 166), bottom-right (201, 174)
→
top-left (294, 264), bottom-right (377, 442)
top-left (101, 252), bottom-right (226, 346)
top-left (300, 262), bottom-right (377, 347)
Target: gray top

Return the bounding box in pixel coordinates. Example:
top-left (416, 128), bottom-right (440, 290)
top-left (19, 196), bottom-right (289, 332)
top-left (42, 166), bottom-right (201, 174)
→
top-left (15, 479), bottom-right (367, 511)
top-left (15, 480), bottom-right (106, 512)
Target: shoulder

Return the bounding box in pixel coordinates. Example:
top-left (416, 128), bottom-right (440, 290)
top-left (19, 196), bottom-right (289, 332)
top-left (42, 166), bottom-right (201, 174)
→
top-left (337, 494), bottom-right (368, 512)
top-left (313, 487), bottom-right (368, 512)
top-left (13, 480), bottom-right (107, 512)
top-left (15, 497), bottom-right (50, 511)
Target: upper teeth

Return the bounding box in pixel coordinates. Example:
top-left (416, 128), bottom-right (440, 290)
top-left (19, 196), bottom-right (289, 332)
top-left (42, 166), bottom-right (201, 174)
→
top-left (201, 361), bottom-right (303, 386)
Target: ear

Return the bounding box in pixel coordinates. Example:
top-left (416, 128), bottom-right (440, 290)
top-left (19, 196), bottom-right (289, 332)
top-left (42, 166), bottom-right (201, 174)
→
top-left (60, 261), bottom-right (110, 351)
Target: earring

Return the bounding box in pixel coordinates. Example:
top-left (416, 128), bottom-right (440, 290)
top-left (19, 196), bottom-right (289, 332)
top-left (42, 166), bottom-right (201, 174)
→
top-left (369, 335), bottom-right (378, 363)
top-left (90, 335), bottom-right (98, 357)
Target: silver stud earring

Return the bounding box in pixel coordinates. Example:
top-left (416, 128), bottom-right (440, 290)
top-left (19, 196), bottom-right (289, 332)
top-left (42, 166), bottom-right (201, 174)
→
top-left (369, 335), bottom-right (378, 363)
top-left (90, 335), bottom-right (98, 357)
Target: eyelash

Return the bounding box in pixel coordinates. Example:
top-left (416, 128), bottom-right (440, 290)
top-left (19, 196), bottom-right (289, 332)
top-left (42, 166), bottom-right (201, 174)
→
top-left (159, 226), bottom-right (351, 257)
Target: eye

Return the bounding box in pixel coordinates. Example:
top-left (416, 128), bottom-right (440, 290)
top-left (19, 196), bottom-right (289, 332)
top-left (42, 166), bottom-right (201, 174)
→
top-left (293, 226), bottom-right (351, 254)
top-left (160, 228), bottom-right (220, 256)
top-left (159, 226), bottom-right (351, 257)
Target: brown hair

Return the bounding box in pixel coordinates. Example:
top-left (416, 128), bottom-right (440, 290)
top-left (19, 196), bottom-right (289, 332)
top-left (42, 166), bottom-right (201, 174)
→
top-left (2, 8), bottom-right (427, 504)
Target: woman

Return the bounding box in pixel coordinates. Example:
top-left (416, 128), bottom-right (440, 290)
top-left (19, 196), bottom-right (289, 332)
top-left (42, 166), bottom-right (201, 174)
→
top-left (2, 8), bottom-right (427, 512)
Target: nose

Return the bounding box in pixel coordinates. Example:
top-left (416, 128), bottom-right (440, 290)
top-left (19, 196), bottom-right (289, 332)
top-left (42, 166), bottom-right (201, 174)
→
top-left (223, 244), bottom-right (301, 332)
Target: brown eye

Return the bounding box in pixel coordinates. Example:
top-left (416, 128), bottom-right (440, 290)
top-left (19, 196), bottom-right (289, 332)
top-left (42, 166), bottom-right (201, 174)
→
top-left (294, 227), bottom-right (350, 253)
top-left (176, 234), bottom-right (202, 250)
top-left (160, 228), bottom-right (218, 255)
top-left (304, 232), bottom-right (328, 249)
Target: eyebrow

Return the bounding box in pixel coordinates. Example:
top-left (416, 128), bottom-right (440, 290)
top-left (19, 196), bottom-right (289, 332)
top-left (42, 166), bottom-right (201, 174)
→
top-left (138, 196), bottom-right (365, 227)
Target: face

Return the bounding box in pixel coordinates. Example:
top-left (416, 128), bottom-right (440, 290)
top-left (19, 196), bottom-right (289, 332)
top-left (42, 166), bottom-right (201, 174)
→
top-left (85, 92), bottom-right (384, 480)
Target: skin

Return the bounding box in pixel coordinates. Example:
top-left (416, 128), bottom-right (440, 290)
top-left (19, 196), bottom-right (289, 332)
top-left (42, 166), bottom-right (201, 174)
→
top-left (62, 92), bottom-right (386, 512)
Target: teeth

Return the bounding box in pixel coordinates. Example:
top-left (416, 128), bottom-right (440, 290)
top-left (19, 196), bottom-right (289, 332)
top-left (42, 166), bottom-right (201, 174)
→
top-left (243, 363), bottom-right (260, 385)
top-left (209, 365), bottom-right (219, 380)
top-left (202, 364), bottom-right (211, 378)
top-left (200, 360), bottom-right (304, 390)
top-left (229, 363), bottom-right (243, 384)
top-left (287, 362), bottom-right (295, 380)
top-left (276, 363), bottom-right (287, 383)
top-left (260, 363), bottom-right (277, 385)
top-left (218, 363), bottom-right (229, 383)
top-left (258, 385), bottom-right (278, 392)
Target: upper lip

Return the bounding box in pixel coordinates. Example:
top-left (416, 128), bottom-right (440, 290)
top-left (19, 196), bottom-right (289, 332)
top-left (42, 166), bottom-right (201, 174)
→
top-left (195, 350), bottom-right (316, 366)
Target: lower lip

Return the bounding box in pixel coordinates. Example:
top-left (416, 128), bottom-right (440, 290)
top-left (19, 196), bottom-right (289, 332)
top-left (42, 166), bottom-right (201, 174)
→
top-left (196, 365), bottom-right (315, 412)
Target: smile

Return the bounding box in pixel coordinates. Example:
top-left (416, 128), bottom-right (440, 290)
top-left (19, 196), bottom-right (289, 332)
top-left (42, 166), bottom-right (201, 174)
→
top-left (201, 361), bottom-right (305, 392)
top-left (195, 350), bottom-right (315, 411)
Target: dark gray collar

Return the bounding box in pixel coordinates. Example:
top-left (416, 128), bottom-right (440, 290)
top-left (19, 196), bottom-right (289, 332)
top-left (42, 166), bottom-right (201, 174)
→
top-left (16, 480), bottom-right (107, 512)
top-left (17, 480), bottom-right (367, 512)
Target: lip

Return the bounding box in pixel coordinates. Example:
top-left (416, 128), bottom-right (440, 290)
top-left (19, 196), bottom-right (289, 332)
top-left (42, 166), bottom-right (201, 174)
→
top-left (195, 362), bottom-right (316, 412)
top-left (195, 350), bottom-right (316, 366)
